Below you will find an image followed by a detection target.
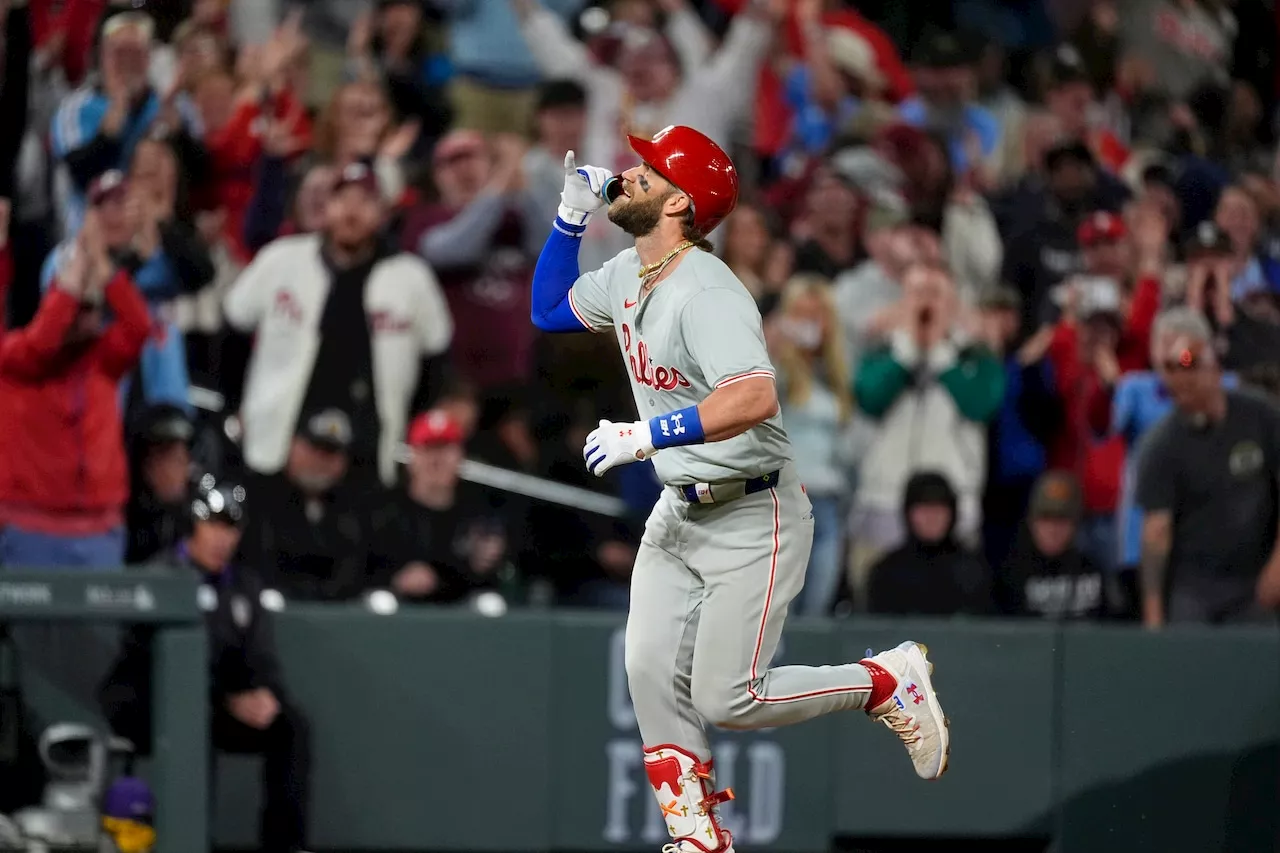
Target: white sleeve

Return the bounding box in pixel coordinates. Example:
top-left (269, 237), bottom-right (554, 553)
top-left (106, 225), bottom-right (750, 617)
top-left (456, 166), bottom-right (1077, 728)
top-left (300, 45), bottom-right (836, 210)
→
top-left (413, 259), bottom-right (454, 355)
top-left (519, 4), bottom-right (595, 82)
top-left (223, 242), bottom-right (282, 332)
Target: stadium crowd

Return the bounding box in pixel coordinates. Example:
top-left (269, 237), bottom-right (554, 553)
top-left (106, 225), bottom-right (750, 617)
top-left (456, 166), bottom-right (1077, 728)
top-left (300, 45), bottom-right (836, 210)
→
top-left (0, 0), bottom-right (1278, 629)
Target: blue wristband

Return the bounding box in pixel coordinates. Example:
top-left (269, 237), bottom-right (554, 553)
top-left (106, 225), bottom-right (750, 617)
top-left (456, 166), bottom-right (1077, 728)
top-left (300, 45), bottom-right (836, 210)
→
top-left (649, 405), bottom-right (705, 450)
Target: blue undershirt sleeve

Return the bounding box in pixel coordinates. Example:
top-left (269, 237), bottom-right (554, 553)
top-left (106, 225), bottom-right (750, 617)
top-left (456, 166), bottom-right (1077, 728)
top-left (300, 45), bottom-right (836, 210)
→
top-left (531, 216), bottom-right (591, 333)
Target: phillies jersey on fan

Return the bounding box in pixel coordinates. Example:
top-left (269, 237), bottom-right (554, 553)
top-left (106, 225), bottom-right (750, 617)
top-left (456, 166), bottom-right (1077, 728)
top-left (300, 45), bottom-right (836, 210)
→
top-left (566, 247), bottom-right (792, 485)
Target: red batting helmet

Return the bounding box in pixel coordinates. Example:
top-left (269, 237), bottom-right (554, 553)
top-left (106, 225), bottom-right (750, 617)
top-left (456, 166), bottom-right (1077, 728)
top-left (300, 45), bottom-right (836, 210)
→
top-left (627, 125), bottom-right (739, 235)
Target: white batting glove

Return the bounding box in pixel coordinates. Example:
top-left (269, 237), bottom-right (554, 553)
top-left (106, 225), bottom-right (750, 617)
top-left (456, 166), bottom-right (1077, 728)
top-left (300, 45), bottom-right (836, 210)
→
top-left (560, 151), bottom-right (611, 227)
top-left (583, 418), bottom-right (656, 477)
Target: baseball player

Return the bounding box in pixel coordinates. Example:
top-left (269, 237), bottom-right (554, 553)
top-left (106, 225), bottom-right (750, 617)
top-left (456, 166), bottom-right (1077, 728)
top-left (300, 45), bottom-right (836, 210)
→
top-left (531, 126), bottom-right (950, 853)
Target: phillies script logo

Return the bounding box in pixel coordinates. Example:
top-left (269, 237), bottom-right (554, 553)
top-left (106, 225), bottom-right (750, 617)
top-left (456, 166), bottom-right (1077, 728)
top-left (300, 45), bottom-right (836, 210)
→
top-left (622, 324), bottom-right (690, 392)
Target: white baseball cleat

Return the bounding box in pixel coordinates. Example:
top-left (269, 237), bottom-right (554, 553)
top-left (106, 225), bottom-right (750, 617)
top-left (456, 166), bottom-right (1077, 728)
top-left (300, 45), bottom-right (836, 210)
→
top-left (862, 641), bottom-right (950, 780)
top-left (662, 832), bottom-right (734, 853)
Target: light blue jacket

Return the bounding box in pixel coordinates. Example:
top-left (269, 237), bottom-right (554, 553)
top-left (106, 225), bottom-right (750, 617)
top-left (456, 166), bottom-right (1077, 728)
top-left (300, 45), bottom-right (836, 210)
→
top-left (441, 0), bottom-right (582, 88)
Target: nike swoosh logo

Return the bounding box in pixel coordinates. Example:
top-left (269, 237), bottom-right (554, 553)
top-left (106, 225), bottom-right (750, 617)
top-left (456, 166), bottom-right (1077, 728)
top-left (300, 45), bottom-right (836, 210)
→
top-left (624, 299), bottom-right (637, 308)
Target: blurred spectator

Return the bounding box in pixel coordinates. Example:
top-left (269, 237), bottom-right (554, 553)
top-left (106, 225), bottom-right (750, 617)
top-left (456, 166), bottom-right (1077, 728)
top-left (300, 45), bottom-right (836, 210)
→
top-left (1117, 0), bottom-right (1233, 101)
top-left (313, 79), bottom-right (418, 205)
top-left (768, 276), bottom-right (854, 615)
top-left (523, 79), bottom-right (589, 224)
top-left (29, 0), bottom-right (104, 88)
top-left (1044, 45), bottom-right (1129, 174)
top-left (1213, 184), bottom-right (1280, 301)
top-left (195, 18), bottom-right (314, 264)
top-left (1112, 307), bottom-right (1239, 613)
top-left (791, 166), bottom-right (861, 278)
top-left (375, 410), bottom-right (524, 605)
top-left (244, 161), bottom-right (335, 256)
top-left (1137, 320), bottom-right (1280, 626)
top-left (100, 477), bottom-right (312, 853)
top-left (225, 160), bottom-right (452, 485)
top-left (850, 263), bottom-right (1004, 603)
top-left (438, 0), bottom-right (581, 135)
top-left (50, 10), bottom-right (202, 238)
top-left (520, 408), bottom-right (635, 608)
top-left (1044, 209), bottom-right (1162, 571)
top-left (977, 288), bottom-right (1059, 570)
top-left (996, 470), bottom-right (1105, 619)
top-left (511, 0), bottom-right (778, 266)
top-left (1182, 219), bottom-right (1280, 371)
top-left (346, 0), bottom-right (452, 146)
top-left (832, 198), bottom-right (917, 369)
top-left (238, 409), bottom-right (381, 601)
top-left (718, 202), bottom-right (792, 310)
top-left (746, 0), bottom-right (912, 171)
top-left (125, 404), bottom-right (196, 565)
top-left (973, 42), bottom-right (1026, 186)
top-left (999, 141), bottom-right (1130, 334)
top-left (872, 125), bottom-right (1003, 302)
top-left (42, 165), bottom-right (215, 412)
top-left (898, 28), bottom-right (1000, 186)
top-left (867, 470), bottom-right (993, 616)
top-left (402, 131), bottom-right (541, 390)
top-left (775, 0), bottom-right (903, 164)
top-left (0, 211), bottom-right (149, 569)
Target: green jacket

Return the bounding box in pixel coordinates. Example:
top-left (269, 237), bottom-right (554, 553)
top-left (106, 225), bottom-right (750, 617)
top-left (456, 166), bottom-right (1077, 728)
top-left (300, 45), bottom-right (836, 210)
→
top-left (852, 330), bottom-right (1005, 513)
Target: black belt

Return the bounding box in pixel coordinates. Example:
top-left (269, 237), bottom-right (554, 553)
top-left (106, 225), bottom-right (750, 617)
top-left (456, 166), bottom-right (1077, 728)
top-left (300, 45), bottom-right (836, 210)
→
top-left (679, 470), bottom-right (781, 505)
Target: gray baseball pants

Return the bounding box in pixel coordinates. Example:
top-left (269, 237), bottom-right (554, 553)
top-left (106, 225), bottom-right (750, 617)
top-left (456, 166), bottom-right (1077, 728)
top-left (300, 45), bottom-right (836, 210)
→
top-left (625, 465), bottom-right (875, 758)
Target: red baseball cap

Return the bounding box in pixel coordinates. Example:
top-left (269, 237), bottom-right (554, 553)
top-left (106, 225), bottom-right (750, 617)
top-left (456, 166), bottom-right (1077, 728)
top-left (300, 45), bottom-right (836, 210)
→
top-left (1077, 211), bottom-right (1127, 247)
top-left (88, 170), bottom-right (128, 206)
top-left (407, 410), bottom-right (464, 447)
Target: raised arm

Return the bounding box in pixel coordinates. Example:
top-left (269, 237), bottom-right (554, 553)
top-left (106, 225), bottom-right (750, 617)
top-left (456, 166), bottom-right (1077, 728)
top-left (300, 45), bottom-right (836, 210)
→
top-left (531, 152), bottom-right (613, 333)
top-left (511, 0), bottom-right (595, 82)
top-left (660, 0), bottom-right (714, 71)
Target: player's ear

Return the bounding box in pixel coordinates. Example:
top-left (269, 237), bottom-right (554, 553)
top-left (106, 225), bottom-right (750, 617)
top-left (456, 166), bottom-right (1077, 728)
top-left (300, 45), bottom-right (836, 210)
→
top-left (665, 191), bottom-right (692, 217)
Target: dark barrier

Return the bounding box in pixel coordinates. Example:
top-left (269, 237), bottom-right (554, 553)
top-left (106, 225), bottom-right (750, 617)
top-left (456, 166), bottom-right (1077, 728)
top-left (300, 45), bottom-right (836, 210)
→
top-left (19, 605), bottom-right (1280, 852)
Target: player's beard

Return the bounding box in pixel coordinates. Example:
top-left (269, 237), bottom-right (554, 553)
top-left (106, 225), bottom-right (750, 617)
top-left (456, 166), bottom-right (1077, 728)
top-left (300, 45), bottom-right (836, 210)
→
top-left (608, 192), bottom-right (667, 237)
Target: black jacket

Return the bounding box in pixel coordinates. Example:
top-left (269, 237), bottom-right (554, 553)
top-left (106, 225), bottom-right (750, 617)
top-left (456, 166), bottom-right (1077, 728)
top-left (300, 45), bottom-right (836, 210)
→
top-left (997, 525), bottom-right (1106, 619)
top-left (98, 549), bottom-right (285, 751)
top-left (867, 472), bottom-right (994, 616)
top-left (372, 483), bottom-right (518, 603)
top-left (236, 471), bottom-right (382, 601)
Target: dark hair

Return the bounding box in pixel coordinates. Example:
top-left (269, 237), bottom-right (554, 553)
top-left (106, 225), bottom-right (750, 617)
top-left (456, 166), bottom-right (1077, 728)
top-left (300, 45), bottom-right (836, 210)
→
top-left (680, 207), bottom-right (714, 253)
top-left (536, 79), bottom-right (587, 112)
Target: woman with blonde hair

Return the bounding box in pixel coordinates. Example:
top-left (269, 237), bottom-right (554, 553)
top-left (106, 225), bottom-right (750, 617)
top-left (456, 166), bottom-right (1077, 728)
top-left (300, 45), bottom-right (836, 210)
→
top-left (768, 274), bottom-right (856, 615)
top-left (312, 79), bottom-right (419, 203)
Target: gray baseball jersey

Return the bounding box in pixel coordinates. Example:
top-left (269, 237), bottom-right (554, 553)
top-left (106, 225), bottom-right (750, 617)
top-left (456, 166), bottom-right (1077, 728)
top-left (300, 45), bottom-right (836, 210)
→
top-left (568, 247), bottom-right (792, 485)
top-left (567, 244), bottom-right (884, 850)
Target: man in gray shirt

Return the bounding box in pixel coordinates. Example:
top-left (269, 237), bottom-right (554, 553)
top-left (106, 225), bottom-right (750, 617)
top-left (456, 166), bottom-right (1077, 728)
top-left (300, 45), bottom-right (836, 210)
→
top-left (1136, 308), bottom-right (1280, 625)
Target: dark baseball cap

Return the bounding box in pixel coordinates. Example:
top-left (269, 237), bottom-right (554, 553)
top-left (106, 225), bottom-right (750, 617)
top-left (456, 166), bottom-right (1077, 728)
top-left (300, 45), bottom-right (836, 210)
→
top-left (1043, 139), bottom-right (1095, 172)
top-left (298, 409), bottom-right (354, 453)
top-left (536, 79), bottom-right (587, 112)
top-left (1029, 471), bottom-right (1082, 521)
top-left (191, 477), bottom-right (247, 528)
top-left (134, 404), bottom-right (195, 446)
top-left (911, 29), bottom-right (976, 69)
top-left (1048, 44), bottom-right (1090, 88)
top-left (1183, 220), bottom-right (1234, 258)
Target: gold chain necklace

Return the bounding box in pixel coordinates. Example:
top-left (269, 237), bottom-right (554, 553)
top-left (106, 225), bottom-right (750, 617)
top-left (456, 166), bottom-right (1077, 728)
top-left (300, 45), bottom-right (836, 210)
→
top-left (638, 240), bottom-right (694, 292)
